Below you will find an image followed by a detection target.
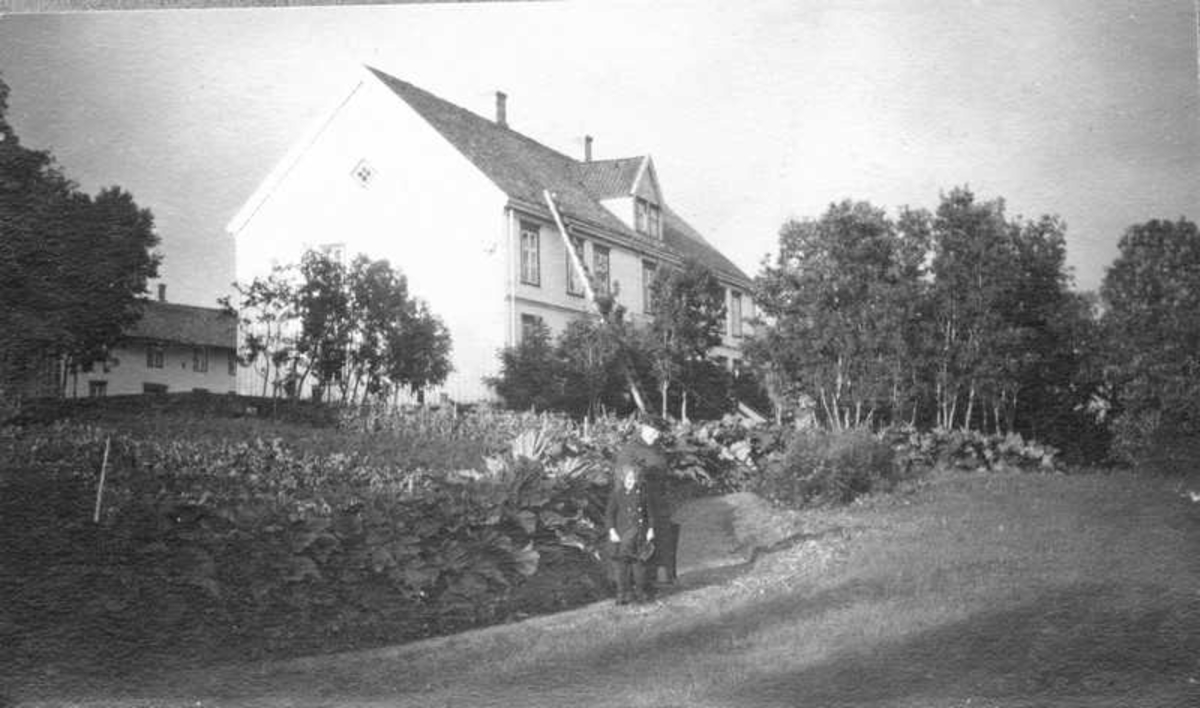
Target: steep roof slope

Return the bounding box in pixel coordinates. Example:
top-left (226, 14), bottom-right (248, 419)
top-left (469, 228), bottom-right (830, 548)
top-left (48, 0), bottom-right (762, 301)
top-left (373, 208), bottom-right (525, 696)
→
top-left (366, 67), bottom-right (751, 284)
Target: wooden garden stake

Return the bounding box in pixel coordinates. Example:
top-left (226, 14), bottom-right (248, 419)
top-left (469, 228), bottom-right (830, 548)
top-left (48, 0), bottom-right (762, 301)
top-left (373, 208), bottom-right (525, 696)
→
top-left (93, 436), bottom-right (111, 524)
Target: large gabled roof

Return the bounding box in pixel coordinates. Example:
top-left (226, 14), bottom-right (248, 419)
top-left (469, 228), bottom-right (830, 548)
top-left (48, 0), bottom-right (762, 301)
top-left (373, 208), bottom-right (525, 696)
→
top-left (367, 67), bottom-right (751, 284)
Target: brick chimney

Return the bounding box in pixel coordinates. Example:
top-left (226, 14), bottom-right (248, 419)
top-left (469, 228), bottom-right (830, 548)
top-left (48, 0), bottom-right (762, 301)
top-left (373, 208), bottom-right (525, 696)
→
top-left (495, 91), bottom-right (507, 127)
top-left (584, 135), bottom-right (593, 162)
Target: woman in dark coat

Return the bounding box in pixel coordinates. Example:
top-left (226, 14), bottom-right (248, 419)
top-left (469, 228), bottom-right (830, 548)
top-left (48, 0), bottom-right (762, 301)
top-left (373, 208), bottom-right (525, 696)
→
top-left (606, 464), bottom-right (657, 604)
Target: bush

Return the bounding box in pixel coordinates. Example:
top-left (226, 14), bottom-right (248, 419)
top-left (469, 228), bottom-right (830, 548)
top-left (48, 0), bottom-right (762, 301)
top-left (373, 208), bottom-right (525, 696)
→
top-left (753, 428), bottom-right (897, 507)
top-left (1110, 411), bottom-right (1200, 477)
top-left (886, 426), bottom-right (1060, 473)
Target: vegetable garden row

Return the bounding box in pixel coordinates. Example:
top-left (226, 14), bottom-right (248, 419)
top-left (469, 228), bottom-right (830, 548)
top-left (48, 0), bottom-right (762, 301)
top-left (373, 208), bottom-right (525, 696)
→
top-left (0, 404), bottom-right (1061, 672)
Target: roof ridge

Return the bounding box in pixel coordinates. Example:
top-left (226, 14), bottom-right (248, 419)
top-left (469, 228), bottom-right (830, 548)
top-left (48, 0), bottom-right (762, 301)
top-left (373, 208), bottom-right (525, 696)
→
top-left (143, 300), bottom-right (230, 314)
top-left (366, 66), bottom-right (587, 169)
top-left (578, 156), bottom-right (645, 165)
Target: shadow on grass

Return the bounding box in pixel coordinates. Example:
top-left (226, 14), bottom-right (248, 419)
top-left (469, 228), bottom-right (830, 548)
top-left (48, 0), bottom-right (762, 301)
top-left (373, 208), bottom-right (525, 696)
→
top-left (482, 577), bottom-right (1198, 707)
top-left (714, 583), bottom-right (1200, 706)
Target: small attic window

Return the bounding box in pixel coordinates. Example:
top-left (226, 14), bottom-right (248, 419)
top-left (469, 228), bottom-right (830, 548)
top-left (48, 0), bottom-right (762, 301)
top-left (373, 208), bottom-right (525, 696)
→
top-left (351, 159), bottom-right (376, 188)
top-left (635, 197), bottom-right (661, 239)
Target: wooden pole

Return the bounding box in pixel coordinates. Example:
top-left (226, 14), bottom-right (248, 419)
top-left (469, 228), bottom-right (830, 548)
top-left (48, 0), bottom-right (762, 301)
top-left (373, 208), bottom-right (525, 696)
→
top-left (92, 436), bottom-right (111, 524)
top-left (543, 190), bottom-right (647, 413)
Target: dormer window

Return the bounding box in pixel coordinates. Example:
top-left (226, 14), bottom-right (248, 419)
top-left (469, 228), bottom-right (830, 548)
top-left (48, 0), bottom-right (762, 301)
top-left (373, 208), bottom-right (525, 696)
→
top-left (635, 198), bottom-right (661, 239)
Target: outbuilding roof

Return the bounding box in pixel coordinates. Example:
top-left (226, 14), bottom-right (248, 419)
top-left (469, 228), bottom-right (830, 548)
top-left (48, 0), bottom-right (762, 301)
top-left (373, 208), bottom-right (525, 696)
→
top-left (126, 301), bottom-right (237, 349)
top-left (367, 67), bottom-right (751, 284)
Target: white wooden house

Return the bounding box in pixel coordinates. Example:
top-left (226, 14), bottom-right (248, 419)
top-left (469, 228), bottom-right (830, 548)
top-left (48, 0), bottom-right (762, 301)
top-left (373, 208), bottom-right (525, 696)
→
top-left (69, 297), bottom-right (238, 398)
top-left (228, 66), bottom-right (753, 402)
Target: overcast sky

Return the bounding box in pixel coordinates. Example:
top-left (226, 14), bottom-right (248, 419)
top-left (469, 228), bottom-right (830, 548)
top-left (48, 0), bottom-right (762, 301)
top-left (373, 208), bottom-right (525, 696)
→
top-left (1, 0), bottom-right (1196, 306)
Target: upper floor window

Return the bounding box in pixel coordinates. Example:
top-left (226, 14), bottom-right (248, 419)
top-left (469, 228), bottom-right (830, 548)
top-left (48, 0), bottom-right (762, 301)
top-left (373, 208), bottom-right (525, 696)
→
top-left (642, 260), bottom-right (657, 314)
top-left (193, 347), bottom-right (209, 373)
top-left (635, 198), bottom-right (662, 239)
top-left (729, 290), bottom-right (744, 338)
top-left (146, 344), bottom-right (164, 369)
top-left (593, 245), bottom-right (611, 296)
top-left (566, 236), bottom-right (586, 297)
top-left (520, 222), bottom-right (541, 286)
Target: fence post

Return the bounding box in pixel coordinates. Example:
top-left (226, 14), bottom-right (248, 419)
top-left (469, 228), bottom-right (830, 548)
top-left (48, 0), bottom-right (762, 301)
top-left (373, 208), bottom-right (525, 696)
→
top-left (92, 436), bottom-right (111, 524)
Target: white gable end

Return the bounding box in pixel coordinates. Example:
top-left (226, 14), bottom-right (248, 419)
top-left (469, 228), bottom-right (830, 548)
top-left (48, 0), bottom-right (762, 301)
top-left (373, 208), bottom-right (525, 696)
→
top-left (229, 67), bottom-right (511, 401)
top-left (631, 157), bottom-right (662, 204)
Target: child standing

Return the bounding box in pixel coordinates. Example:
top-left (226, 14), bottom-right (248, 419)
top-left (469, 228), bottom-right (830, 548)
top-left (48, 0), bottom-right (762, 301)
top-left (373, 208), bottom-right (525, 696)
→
top-left (606, 464), bottom-right (657, 604)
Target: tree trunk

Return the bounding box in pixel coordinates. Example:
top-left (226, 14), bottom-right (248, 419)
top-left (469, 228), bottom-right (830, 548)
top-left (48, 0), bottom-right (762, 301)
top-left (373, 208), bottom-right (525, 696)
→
top-left (680, 389), bottom-right (689, 423)
top-left (819, 387), bottom-right (838, 431)
top-left (660, 380), bottom-right (669, 418)
top-left (963, 380), bottom-right (976, 431)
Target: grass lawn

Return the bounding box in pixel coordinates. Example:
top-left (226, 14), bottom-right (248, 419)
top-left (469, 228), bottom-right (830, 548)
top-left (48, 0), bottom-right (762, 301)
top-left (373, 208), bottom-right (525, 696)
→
top-left (10, 469), bottom-right (1199, 707)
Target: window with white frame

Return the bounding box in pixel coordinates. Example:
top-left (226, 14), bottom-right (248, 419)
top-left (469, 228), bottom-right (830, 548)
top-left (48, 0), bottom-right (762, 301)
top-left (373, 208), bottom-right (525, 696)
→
top-left (642, 260), bottom-right (657, 313)
top-left (592, 245), bottom-right (610, 295)
top-left (635, 198), bottom-right (662, 239)
top-left (566, 236), bottom-right (586, 296)
top-left (88, 380), bottom-right (107, 398)
top-left (729, 290), bottom-right (744, 337)
top-left (520, 222), bottom-right (541, 286)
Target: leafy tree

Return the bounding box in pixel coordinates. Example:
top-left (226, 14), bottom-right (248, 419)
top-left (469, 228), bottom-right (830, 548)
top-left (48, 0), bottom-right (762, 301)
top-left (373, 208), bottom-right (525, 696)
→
top-left (556, 316), bottom-right (632, 419)
top-left (219, 265), bottom-right (298, 397)
top-left (294, 249), bottom-right (353, 401)
top-left (750, 200), bottom-right (928, 429)
top-left (648, 257), bottom-right (727, 420)
top-left (490, 313), bottom-right (655, 419)
top-left (1100, 217), bottom-right (1200, 470)
top-left (347, 255), bottom-right (409, 401)
top-left (927, 188), bottom-right (1014, 430)
top-left (750, 188), bottom-right (1087, 450)
top-left (229, 248), bottom-right (452, 404)
top-left (0, 76), bottom-right (160, 401)
top-left (387, 298), bottom-right (452, 401)
top-left (927, 189), bottom-right (1079, 436)
top-left (488, 320), bottom-right (561, 411)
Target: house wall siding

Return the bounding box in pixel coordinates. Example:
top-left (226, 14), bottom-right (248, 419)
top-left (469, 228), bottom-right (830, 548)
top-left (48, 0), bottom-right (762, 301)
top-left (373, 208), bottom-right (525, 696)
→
top-left (511, 218), bottom-right (669, 331)
top-left (512, 218), bottom-right (751, 370)
top-left (232, 71), bottom-right (510, 402)
top-left (73, 343), bottom-right (237, 397)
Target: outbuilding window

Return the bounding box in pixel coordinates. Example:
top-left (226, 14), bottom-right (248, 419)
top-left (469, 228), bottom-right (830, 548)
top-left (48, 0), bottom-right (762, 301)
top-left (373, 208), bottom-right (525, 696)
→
top-left (146, 345), bottom-right (164, 369)
top-left (193, 347), bottom-right (209, 373)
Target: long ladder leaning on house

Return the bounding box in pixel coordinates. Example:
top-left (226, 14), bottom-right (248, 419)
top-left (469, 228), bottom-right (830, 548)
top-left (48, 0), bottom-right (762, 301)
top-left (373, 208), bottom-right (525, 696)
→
top-left (542, 189), bottom-right (648, 414)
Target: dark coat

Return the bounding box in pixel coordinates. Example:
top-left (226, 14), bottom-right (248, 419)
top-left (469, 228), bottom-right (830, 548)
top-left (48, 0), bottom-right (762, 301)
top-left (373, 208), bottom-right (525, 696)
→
top-left (614, 438), bottom-right (670, 530)
top-left (605, 481), bottom-right (656, 560)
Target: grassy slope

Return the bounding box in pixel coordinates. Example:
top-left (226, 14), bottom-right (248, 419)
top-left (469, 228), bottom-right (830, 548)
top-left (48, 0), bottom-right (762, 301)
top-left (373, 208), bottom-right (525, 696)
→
top-left (15, 471), bottom-right (1200, 708)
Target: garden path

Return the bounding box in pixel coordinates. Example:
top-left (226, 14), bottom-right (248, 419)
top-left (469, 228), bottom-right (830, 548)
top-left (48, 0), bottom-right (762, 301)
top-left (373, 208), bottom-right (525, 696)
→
top-left (671, 491), bottom-right (810, 577)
